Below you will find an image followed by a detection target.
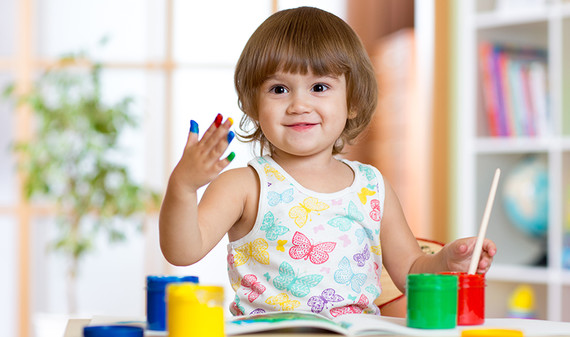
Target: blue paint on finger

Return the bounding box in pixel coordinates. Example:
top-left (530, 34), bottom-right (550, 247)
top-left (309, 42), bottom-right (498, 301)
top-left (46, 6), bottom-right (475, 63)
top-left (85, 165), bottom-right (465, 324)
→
top-left (227, 131), bottom-right (235, 144)
top-left (190, 120), bottom-right (199, 134)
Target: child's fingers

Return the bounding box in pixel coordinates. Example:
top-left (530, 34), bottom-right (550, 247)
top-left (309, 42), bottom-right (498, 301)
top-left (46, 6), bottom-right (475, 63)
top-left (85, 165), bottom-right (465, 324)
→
top-left (185, 120), bottom-right (200, 146)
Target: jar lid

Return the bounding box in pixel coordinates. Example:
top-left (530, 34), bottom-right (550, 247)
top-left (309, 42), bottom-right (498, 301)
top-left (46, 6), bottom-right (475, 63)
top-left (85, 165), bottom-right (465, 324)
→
top-left (146, 275), bottom-right (199, 290)
top-left (167, 283), bottom-right (224, 303)
top-left (84, 326), bottom-right (143, 337)
top-left (406, 273), bottom-right (458, 289)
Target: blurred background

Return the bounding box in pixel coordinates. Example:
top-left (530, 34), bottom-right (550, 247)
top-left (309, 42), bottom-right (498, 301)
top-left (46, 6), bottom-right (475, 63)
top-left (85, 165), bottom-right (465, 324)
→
top-left (1, 0), bottom-right (570, 336)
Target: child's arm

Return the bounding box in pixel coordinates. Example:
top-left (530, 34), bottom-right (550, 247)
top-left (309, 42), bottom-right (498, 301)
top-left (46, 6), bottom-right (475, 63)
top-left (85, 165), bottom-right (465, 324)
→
top-left (159, 117), bottom-right (252, 266)
top-left (380, 178), bottom-right (497, 292)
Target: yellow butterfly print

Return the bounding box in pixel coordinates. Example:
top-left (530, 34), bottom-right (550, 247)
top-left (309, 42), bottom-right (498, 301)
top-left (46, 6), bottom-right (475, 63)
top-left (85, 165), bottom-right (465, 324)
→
top-left (265, 293), bottom-right (301, 311)
top-left (371, 244), bottom-right (382, 255)
top-left (233, 238), bottom-right (270, 267)
top-left (264, 164), bottom-right (285, 181)
top-left (230, 276), bottom-right (242, 291)
top-left (357, 187), bottom-right (376, 204)
top-left (277, 240), bottom-right (287, 252)
top-left (289, 197), bottom-right (330, 228)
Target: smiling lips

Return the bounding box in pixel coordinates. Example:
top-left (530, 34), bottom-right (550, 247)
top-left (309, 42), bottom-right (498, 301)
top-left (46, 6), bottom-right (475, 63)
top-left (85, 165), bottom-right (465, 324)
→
top-left (287, 123), bottom-right (318, 131)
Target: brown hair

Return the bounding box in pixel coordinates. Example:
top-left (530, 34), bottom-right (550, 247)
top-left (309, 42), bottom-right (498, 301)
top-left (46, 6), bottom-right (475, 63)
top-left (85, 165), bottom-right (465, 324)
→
top-left (234, 6), bottom-right (377, 155)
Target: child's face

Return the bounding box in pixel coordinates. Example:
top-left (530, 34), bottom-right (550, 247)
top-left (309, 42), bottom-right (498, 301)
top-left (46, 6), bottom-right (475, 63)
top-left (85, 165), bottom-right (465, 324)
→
top-left (256, 70), bottom-right (349, 158)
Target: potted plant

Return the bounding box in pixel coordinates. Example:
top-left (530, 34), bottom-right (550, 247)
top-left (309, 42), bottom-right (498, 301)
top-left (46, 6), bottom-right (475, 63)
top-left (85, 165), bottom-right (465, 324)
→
top-left (4, 52), bottom-right (161, 313)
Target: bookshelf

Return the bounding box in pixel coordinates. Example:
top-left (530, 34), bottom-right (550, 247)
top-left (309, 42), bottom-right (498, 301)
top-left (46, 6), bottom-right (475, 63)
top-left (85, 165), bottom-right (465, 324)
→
top-left (456, 0), bottom-right (570, 321)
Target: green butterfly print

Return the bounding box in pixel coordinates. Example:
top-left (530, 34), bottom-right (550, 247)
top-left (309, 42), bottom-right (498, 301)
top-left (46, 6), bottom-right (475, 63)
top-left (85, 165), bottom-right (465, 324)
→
top-left (273, 261), bottom-right (323, 298)
top-left (327, 201), bottom-right (364, 232)
top-left (359, 165), bottom-right (375, 181)
top-left (260, 211), bottom-right (290, 241)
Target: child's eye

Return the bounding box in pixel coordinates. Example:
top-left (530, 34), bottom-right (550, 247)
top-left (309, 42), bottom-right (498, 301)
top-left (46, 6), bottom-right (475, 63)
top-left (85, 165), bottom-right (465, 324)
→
top-left (312, 83), bottom-right (329, 92)
top-left (270, 85), bottom-right (288, 94)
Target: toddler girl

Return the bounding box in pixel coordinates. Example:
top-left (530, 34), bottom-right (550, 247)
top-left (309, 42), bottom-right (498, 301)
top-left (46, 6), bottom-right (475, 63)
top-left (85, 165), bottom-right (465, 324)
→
top-left (159, 6), bottom-right (496, 318)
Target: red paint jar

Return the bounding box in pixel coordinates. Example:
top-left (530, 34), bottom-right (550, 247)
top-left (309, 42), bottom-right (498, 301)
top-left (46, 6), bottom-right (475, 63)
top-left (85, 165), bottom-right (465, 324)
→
top-left (440, 272), bottom-right (485, 325)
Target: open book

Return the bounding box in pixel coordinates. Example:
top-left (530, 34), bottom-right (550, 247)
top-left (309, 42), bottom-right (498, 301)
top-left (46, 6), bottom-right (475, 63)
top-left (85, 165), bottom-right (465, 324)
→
top-left (226, 311), bottom-right (570, 337)
top-left (226, 311), bottom-right (455, 336)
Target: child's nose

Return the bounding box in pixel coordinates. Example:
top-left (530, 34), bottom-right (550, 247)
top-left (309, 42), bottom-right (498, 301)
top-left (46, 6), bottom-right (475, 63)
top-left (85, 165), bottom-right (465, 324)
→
top-left (286, 92), bottom-right (312, 114)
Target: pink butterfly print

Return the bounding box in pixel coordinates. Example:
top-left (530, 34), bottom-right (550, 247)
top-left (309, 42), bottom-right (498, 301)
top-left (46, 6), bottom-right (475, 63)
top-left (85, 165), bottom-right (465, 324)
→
top-left (331, 199), bottom-right (342, 206)
top-left (289, 231), bottom-right (336, 264)
top-left (338, 234), bottom-right (351, 247)
top-left (369, 199), bottom-right (381, 221)
top-left (230, 301), bottom-right (244, 316)
top-left (241, 274), bottom-right (266, 303)
top-left (329, 294), bottom-right (369, 317)
top-left (227, 254), bottom-right (234, 266)
top-left (320, 267), bottom-right (331, 274)
top-left (313, 224), bottom-right (325, 234)
top-left (353, 244), bottom-right (370, 267)
top-left (307, 288), bottom-right (344, 313)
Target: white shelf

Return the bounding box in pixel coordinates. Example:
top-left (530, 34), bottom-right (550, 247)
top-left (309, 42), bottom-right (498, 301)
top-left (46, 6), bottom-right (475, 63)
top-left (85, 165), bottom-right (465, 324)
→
top-left (456, 0), bottom-right (570, 322)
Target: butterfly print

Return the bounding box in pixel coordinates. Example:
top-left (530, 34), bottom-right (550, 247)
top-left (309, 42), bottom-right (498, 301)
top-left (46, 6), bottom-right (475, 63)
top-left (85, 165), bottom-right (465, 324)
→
top-left (264, 164), bottom-right (285, 181)
top-left (268, 188), bottom-right (294, 206)
top-left (241, 274), bottom-right (266, 303)
top-left (260, 211), bottom-right (289, 241)
top-left (334, 257), bottom-right (367, 293)
top-left (329, 294), bottom-right (369, 317)
top-left (249, 308), bottom-right (266, 315)
top-left (307, 288), bottom-right (344, 313)
top-left (273, 261), bottom-right (323, 297)
top-left (338, 234), bottom-right (351, 247)
top-left (327, 201), bottom-right (363, 232)
top-left (313, 224), bottom-right (325, 234)
top-left (371, 244), bottom-right (382, 255)
top-left (289, 231), bottom-right (336, 265)
top-left (355, 228), bottom-right (374, 244)
top-left (353, 244), bottom-right (370, 267)
top-left (276, 240), bottom-right (287, 252)
top-left (233, 238), bottom-right (270, 266)
top-left (265, 293), bottom-right (300, 311)
top-left (357, 187), bottom-right (376, 204)
top-left (369, 199), bottom-right (381, 221)
top-left (289, 197), bottom-right (329, 228)
top-left (359, 165), bottom-right (375, 181)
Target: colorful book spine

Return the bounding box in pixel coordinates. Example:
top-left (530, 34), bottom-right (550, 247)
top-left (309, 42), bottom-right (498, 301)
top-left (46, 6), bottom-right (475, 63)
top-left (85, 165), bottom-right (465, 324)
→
top-left (478, 42), bottom-right (548, 138)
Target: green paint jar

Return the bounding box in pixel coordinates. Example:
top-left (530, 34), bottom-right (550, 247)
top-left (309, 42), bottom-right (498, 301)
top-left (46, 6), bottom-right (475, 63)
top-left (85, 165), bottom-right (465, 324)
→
top-left (406, 273), bottom-right (458, 329)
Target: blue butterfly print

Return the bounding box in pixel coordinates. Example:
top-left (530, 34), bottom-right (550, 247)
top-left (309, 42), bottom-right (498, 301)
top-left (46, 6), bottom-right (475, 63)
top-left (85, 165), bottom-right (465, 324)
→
top-left (334, 257), bottom-right (367, 293)
top-left (327, 201), bottom-right (364, 232)
top-left (355, 228), bottom-right (374, 244)
top-left (260, 211), bottom-right (290, 241)
top-left (359, 165), bottom-right (375, 181)
top-left (353, 244), bottom-right (370, 267)
top-left (268, 188), bottom-right (294, 206)
top-left (273, 261), bottom-right (323, 298)
top-left (365, 284), bottom-right (380, 299)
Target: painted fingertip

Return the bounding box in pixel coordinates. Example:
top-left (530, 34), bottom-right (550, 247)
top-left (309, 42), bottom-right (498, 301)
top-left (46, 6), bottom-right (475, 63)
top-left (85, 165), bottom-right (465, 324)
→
top-left (227, 117), bottom-right (234, 126)
top-left (214, 113), bottom-right (223, 128)
top-left (227, 131), bottom-right (235, 144)
top-left (190, 120), bottom-right (199, 134)
top-left (227, 151), bottom-right (236, 162)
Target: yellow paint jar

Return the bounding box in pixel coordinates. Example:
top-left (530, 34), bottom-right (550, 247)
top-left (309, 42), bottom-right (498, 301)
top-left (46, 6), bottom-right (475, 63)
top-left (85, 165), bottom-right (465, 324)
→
top-left (166, 283), bottom-right (224, 337)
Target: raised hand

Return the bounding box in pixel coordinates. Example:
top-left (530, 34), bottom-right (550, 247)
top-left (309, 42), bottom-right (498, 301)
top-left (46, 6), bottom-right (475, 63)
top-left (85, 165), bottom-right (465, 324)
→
top-left (170, 113), bottom-right (235, 192)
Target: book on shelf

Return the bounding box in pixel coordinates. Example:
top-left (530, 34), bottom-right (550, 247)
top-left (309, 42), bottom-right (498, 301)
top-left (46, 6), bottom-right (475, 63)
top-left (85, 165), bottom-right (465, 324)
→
top-left (478, 41), bottom-right (549, 138)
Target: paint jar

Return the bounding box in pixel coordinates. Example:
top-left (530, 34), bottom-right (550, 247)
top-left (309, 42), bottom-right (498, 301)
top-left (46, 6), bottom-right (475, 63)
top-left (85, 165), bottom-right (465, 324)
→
top-left (167, 283), bottom-right (224, 337)
top-left (146, 275), bottom-right (199, 331)
top-left (441, 272), bottom-right (486, 325)
top-left (84, 326), bottom-right (143, 337)
top-left (406, 273), bottom-right (458, 329)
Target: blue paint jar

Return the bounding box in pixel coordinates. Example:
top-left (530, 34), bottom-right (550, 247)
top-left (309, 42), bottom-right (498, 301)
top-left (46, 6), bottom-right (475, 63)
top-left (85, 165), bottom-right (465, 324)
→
top-left (146, 275), bottom-right (199, 331)
top-left (84, 326), bottom-right (143, 337)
